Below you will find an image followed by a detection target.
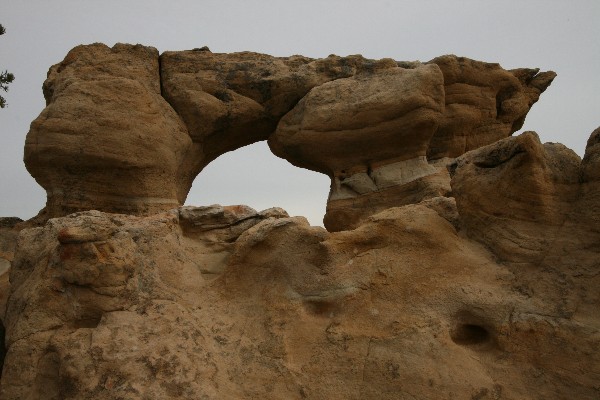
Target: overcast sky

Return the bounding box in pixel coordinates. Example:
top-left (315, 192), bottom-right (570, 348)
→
top-left (1, 0), bottom-right (599, 225)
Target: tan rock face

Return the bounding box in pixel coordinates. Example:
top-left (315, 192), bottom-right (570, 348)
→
top-left (24, 45), bottom-right (555, 230)
top-left (427, 56), bottom-right (557, 159)
top-left (269, 55), bottom-right (555, 231)
top-left (1, 130), bottom-right (599, 399)
top-left (269, 63), bottom-right (444, 175)
top-left (0, 217), bottom-right (24, 384)
top-left (12, 45), bottom-right (597, 398)
top-left (24, 44), bottom-right (192, 217)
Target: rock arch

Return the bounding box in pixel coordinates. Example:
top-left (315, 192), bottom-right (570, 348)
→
top-left (24, 43), bottom-right (555, 230)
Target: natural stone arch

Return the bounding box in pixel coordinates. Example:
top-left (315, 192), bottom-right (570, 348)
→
top-left (185, 141), bottom-right (329, 226)
top-left (24, 43), bottom-right (555, 230)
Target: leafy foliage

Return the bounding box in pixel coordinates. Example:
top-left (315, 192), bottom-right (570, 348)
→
top-left (0, 24), bottom-right (14, 108)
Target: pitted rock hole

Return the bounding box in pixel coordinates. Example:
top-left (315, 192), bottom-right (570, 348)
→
top-left (72, 311), bottom-right (103, 329)
top-left (451, 323), bottom-right (491, 346)
top-left (304, 300), bottom-right (340, 317)
top-left (73, 316), bottom-right (102, 329)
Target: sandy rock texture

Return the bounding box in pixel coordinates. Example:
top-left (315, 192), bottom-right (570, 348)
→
top-left (426, 56), bottom-right (556, 159)
top-left (2, 129), bottom-right (599, 399)
top-left (10, 43), bottom-right (597, 399)
top-left (24, 44), bottom-right (192, 218)
top-left (0, 218), bottom-right (22, 319)
top-left (0, 217), bottom-right (23, 381)
top-left (24, 44), bottom-right (554, 231)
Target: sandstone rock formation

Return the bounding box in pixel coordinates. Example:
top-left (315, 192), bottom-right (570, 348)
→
top-left (269, 56), bottom-right (555, 231)
top-left (0, 218), bottom-right (21, 321)
top-left (25, 44), bottom-right (192, 218)
top-left (24, 44), bottom-right (554, 231)
top-left (426, 56), bottom-right (556, 159)
top-left (2, 130), bottom-right (600, 399)
top-left (4, 43), bottom-right (598, 399)
top-left (0, 217), bottom-right (23, 385)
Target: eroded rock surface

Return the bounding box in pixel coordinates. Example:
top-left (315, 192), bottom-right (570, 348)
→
top-left (25, 44), bottom-right (192, 218)
top-left (2, 130), bottom-right (600, 399)
top-left (0, 217), bottom-right (24, 384)
top-left (24, 44), bottom-right (555, 230)
top-left (269, 55), bottom-right (555, 231)
top-left (10, 43), bottom-right (598, 399)
top-left (427, 55), bottom-right (556, 159)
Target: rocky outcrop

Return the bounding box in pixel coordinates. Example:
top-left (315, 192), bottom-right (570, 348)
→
top-left (0, 217), bottom-right (23, 383)
top-left (24, 44), bottom-right (554, 230)
top-left (426, 56), bottom-right (556, 159)
top-left (10, 43), bottom-right (598, 399)
top-left (450, 131), bottom-right (582, 262)
top-left (270, 55), bottom-right (555, 231)
top-left (2, 130), bottom-right (599, 399)
top-left (25, 44), bottom-right (192, 218)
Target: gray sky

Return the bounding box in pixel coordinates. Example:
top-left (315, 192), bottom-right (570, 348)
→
top-left (1, 0), bottom-right (599, 225)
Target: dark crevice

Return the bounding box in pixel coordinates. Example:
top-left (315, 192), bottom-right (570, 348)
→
top-left (157, 52), bottom-right (165, 98)
top-left (473, 146), bottom-right (526, 169)
top-left (451, 324), bottom-right (490, 345)
top-left (304, 300), bottom-right (339, 317)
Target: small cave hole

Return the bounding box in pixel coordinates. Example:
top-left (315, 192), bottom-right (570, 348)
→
top-left (451, 323), bottom-right (491, 346)
top-left (72, 310), bottom-right (103, 329)
top-left (304, 300), bottom-right (339, 317)
top-left (73, 317), bottom-right (102, 329)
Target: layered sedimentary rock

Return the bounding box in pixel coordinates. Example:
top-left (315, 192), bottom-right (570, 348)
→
top-left (24, 44), bottom-right (555, 230)
top-left (426, 56), bottom-right (556, 159)
top-left (8, 43), bottom-right (598, 399)
top-left (2, 131), bottom-right (599, 399)
top-left (25, 44), bottom-right (192, 217)
top-left (270, 56), bottom-right (555, 231)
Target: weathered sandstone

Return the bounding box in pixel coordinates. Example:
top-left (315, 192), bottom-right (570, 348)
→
top-left (2, 130), bottom-right (599, 399)
top-left (0, 218), bottom-right (22, 321)
top-left (25, 44), bottom-right (192, 218)
top-left (270, 55), bottom-right (555, 231)
top-left (4, 43), bottom-right (598, 399)
top-left (24, 44), bottom-right (554, 230)
top-left (0, 217), bottom-right (23, 385)
top-left (427, 55), bottom-right (556, 159)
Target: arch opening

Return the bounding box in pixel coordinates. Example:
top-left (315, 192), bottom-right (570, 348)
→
top-left (185, 141), bottom-right (330, 227)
